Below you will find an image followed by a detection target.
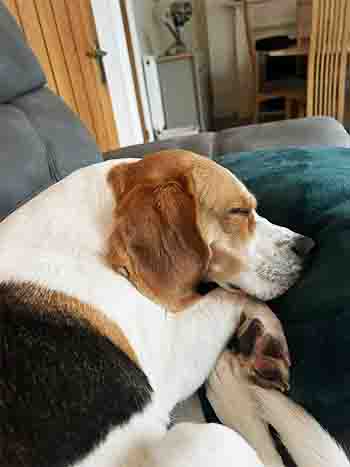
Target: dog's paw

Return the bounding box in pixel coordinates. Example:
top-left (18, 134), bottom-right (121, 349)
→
top-left (230, 300), bottom-right (291, 392)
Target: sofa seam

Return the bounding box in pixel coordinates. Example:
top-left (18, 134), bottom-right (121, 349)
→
top-left (8, 100), bottom-right (61, 182)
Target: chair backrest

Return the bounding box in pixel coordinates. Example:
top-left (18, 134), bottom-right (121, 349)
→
top-left (297, 0), bottom-right (312, 48)
top-left (306, 0), bottom-right (350, 122)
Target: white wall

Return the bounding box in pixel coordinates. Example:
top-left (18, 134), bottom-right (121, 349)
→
top-left (131, 1), bottom-right (157, 54)
top-left (205, 1), bottom-right (239, 119)
top-left (132, 0), bottom-right (196, 56)
top-left (132, 0), bottom-right (239, 120)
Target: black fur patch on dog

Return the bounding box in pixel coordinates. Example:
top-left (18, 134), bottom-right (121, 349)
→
top-left (1, 282), bottom-right (152, 467)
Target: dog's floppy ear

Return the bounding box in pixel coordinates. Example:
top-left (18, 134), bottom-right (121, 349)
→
top-left (107, 163), bottom-right (210, 311)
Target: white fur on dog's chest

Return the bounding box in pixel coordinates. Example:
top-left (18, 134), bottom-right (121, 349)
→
top-left (0, 160), bottom-right (178, 396)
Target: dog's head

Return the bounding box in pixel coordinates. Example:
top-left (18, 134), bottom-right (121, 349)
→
top-left (107, 151), bottom-right (314, 310)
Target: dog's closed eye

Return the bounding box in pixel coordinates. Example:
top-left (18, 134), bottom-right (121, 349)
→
top-left (228, 208), bottom-right (250, 216)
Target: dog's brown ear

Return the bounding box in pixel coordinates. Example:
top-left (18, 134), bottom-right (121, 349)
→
top-left (107, 163), bottom-right (135, 200)
top-left (107, 165), bottom-right (210, 311)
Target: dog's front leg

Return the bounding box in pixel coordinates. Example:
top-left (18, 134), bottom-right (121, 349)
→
top-left (161, 288), bottom-right (248, 407)
top-left (205, 301), bottom-right (293, 467)
top-left (207, 351), bottom-right (285, 467)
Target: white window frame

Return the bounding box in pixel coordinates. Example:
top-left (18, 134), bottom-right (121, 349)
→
top-left (91, 0), bottom-right (152, 147)
top-left (122, 1), bottom-right (154, 142)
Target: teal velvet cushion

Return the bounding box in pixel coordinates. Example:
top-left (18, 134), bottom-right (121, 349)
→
top-left (214, 147), bottom-right (350, 433)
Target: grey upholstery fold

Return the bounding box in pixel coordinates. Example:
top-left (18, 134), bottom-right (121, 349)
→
top-left (0, 103), bottom-right (52, 216)
top-left (0, 1), bottom-right (102, 219)
top-left (0, 2), bottom-right (46, 103)
top-left (13, 88), bottom-right (101, 179)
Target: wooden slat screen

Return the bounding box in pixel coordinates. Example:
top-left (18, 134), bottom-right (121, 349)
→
top-left (306, 0), bottom-right (350, 122)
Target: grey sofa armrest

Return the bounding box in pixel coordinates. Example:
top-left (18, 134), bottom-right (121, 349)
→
top-left (104, 132), bottom-right (217, 160)
top-left (105, 117), bottom-right (350, 162)
top-left (216, 117), bottom-right (350, 155)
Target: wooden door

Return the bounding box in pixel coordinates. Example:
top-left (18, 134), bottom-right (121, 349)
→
top-left (4, 0), bottom-right (119, 153)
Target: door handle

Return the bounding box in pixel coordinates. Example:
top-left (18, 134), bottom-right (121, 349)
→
top-left (87, 43), bottom-right (108, 84)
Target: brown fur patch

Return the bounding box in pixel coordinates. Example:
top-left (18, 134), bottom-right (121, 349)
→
top-left (107, 175), bottom-right (209, 311)
top-left (107, 150), bottom-right (256, 311)
top-left (7, 281), bottom-right (139, 365)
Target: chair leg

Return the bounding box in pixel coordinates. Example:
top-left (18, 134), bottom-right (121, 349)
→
top-left (253, 99), bottom-right (259, 123)
top-left (285, 98), bottom-right (293, 119)
top-left (297, 101), bottom-right (306, 119)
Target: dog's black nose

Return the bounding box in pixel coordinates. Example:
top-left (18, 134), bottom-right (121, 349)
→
top-left (292, 236), bottom-right (315, 258)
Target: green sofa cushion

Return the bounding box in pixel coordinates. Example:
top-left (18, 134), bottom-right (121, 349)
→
top-left (214, 146), bottom-right (350, 433)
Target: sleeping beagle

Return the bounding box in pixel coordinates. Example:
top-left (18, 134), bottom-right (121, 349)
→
top-left (2, 150), bottom-right (314, 467)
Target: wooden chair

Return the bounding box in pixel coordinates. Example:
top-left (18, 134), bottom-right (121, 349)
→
top-left (242, 0), bottom-right (306, 123)
top-left (306, 0), bottom-right (350, 122)
top-left (296, 0), bottom-right (313, 49)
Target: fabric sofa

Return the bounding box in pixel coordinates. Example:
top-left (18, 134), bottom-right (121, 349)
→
top-left (0, 1), bottom-right (101, 221)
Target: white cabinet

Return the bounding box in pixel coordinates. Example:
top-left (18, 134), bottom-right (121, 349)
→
top-left (144, 53), bottom-right (210, 140)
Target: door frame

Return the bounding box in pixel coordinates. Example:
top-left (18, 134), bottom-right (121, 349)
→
top-left (91, 0), bottom-right (153, 147)
top-left (120, 0), bottom-right (154, 143)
